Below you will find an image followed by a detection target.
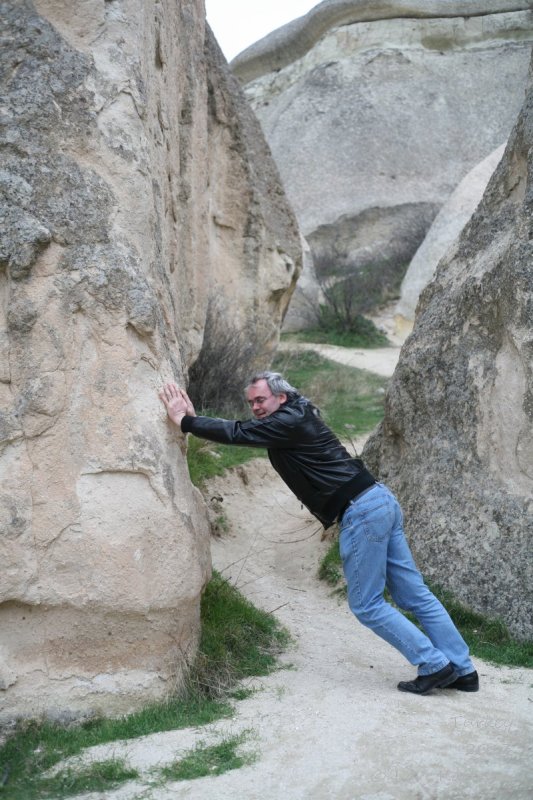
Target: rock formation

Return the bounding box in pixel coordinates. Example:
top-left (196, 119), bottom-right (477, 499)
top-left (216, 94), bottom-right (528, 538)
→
top-left (395, 143), bottom-right (506, 335)
top-left (281, 236), bottom-right (322, 332)
top-left (363, 54), bottom-right (533, 639)
top-left (0, 0), bottom-right (300, 721)
top-left (234, 1), bottom-right (533, 310)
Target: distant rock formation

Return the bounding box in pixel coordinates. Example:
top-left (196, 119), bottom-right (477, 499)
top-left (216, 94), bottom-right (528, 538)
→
top-left (282, 236), bottom-right (322, 331)
top-left (363, 54), bottom-right (533, 639)
top-left (0, 0), bottom-right (300, 721)
top-left (395, 143), bottom-right (506, 334)
top-left (234, 1), bottom-right (533, 313)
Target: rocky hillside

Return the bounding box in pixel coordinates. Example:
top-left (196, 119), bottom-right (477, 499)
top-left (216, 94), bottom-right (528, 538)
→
top-left (0, 0), bottom-right (300, 721)
top-left (234, 0), bottom-right (533, 307)
top-left (364, 53), bottom-right (533, 639)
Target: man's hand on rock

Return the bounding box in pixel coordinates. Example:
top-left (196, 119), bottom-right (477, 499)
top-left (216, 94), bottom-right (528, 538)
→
top-left (179, 387), bottom-right (196, 417)
top-left (159, 382), bottom-right (195, 427)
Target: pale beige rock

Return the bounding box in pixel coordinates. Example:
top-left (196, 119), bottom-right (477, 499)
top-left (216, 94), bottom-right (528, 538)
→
top-left (232, 0), bottom-right (533, 83)
top-left (237, 1), bottom-right (533, 308)
top-left (0, 0), bottom-right (300, 721)
top-left (395, 143), bottom-right (506, 330)
top-left (282, 236), bottom-right (322, 331)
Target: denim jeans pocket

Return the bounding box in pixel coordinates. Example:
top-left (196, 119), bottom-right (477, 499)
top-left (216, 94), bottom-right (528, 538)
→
top-left (358, 498), bottom-right (394, 542)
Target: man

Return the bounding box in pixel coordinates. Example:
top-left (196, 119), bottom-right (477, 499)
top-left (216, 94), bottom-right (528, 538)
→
top-left (159, 372), bottom-right (479, 695)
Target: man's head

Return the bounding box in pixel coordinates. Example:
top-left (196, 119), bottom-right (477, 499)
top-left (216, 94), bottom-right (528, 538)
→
top-left (245, 371), bottom-right (298, 419)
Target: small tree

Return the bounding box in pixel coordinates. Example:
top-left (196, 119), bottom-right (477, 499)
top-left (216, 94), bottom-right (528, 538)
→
top-left (316, 275), bottom-right (382, 338)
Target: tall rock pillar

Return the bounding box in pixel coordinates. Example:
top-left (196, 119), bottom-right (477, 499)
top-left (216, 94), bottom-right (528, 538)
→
top-left (0, 0), bottom-right (301, 720)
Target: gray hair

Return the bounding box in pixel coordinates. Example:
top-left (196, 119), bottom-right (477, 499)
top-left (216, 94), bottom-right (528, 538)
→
top-left (246, 371), bottom-right (299, 398)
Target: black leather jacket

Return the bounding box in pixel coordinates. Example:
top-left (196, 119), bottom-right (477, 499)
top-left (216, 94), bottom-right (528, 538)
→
top-left (181, 395), bottom-right (375, 528)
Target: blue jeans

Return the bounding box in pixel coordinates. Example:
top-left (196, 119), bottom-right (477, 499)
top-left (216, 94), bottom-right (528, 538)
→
top-left (339, 483), bottom-right (474, 676)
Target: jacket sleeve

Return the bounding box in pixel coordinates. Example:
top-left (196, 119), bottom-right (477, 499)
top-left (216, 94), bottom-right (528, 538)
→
top-left (180, 409), bottom-right (298, 449)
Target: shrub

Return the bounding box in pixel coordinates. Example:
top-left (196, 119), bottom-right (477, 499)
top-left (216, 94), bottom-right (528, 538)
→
top-left (317, 275), bottom-right (387, 337)
top-left (187, 298), bottom-right (263, 415)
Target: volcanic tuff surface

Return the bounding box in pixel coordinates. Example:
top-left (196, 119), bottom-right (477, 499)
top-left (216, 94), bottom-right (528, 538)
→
top-left (235, 1), bottom-right (533, 304)
top-left (395, 143), bottom-right (506, 331)
top-left (0, 0), bottom-right (300, 720)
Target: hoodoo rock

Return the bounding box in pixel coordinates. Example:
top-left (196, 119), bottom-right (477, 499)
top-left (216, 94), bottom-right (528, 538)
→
top-left (363, 55), bottom-right (533, 639)
top-left (0, 0), bottom-right (300, 721)
top-left (395, 143), bottom-right (506, 334)
top-left (234, 1), bottom-right (533, 305)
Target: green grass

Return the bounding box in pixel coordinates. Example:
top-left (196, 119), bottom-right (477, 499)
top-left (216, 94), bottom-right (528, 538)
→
top-left (160, 732), bottom-right (255, 782)
top-left (0, 573), bottom-right (288, 799)
top-left (318, 538), bottom-right (533, 668)
top-left (34, 759), bottom-right (139, 799)
top-left (193, 572), bottom-right (291, 697)
top-left (0, 694), bottom-right (231, 800)
top-left (186, 435), bottom-right (266, 488)
top-left (317, 539), bottom-right (345, 589)
top-left (272, 349), bottom-right (388, 440)
top-left (281, 323), bottom-right (388, 349)
top-left (427, 584), bottom-right (533, 668)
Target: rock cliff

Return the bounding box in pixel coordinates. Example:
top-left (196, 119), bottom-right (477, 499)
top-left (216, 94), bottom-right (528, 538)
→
top-left (363, 55), bottom-right (533, 639)
top-left (234, 1), bottom-right (533, 309)
top-left (0, 0), bottom-right (300, 720)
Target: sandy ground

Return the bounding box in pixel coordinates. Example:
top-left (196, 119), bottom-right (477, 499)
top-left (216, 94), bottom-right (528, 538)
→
top-left (73, 460), bottom-right (532, 800)
top-left (71, 342), bottom-right (532, 800)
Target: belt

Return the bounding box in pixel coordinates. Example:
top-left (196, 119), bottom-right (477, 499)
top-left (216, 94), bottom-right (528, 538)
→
top-left (337, 482), bottom-right (377, 522)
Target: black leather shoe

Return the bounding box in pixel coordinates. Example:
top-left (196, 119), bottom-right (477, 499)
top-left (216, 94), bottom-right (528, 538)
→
top-left (443, 670), bottom-right (479, 692)
top-left (397, 663), bottom-right (457, 695)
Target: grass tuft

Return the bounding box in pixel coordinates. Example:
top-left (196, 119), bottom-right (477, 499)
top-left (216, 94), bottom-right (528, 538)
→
top-left (186, 436), bottom-right (265, 488)
top-left (190, 572), bottom-right (291, 698)
top-left (36, 759), bottom-right (138, 799)
top-left (317, 540), bottom-right (344, 587)
top-left (0, 697), bottom-right (231, 800)
top-left (160, 732), bottom-right (255, 782)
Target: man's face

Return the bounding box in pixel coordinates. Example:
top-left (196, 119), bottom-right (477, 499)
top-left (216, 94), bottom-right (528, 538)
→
top-left (246, 379), bottom-right (287, 419)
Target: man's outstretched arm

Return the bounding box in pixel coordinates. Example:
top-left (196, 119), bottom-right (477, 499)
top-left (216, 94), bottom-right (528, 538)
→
top-left (158, 382), bottom-right (295, 449)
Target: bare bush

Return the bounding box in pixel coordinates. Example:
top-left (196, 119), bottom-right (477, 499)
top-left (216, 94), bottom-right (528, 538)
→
top-left (187, 298), bottom-right (262, 415)
top-left (313, 247), bottom-right (407, 311)
top-left (313, 275), bottom-right (385, 341)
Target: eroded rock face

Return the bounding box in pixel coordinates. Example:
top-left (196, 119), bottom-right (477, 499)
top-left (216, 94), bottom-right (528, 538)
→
top-left (282, 236), bottom-right (321, 332)
top-left (363, 56), bottom-right (533, 639)
top-left (395, 143), bottom-right (506, 333)
top-left (0, 0), bottom-right (300, 720)
top-left (235, 1), bottom-right (533, 305)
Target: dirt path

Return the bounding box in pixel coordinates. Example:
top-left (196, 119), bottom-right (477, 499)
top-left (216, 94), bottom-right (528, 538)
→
top-left (74, 344), bottom-right (532, 799)
top-left (78, 460), bottom-right (532, 800)
top-left (195, 464), bottom-right (533, 800)
top-left (277, 340), bottom-right (401, 378)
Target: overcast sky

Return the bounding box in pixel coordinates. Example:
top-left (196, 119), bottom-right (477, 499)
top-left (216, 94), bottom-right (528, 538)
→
top-left (205, 0), bottom-right (318, 62)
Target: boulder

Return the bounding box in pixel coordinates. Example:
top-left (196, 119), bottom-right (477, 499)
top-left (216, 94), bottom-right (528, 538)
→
top-left (0, 0), bottom-right (300, 721)
top-left (395, 144), bottom-right (506, 333)
top-left (363, 54), bottom-right (533, 639)
top-left (235, 1), bottom-right (533, 309)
